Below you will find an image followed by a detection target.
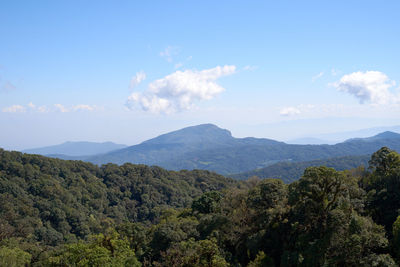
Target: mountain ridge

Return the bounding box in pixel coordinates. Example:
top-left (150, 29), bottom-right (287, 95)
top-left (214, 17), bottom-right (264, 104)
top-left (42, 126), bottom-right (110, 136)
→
top-left (27, 124), bottom-right (400, 175)
top-left (83, 124), bottom-right (400, 175)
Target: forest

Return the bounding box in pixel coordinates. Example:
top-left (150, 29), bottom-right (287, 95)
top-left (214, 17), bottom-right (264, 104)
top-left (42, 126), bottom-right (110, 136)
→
top-left (1, 147), bottom-right (400, 266)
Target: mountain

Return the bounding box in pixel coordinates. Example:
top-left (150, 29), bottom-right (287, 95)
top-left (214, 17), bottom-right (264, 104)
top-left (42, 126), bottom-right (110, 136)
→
top-left (286, 125), bottom-right (400, 144)
top-left (231, 154), bottom-right (370, 183)
top-left (86, 124), bottom-right (282, 171)
top-left (81, 124), bottom-right (400, 175)
top-left (22, 141), bottom-right (127, 157)
top-left (345, 131), bottom-right (400, 143)
top-left (313, 125), bottom-right (400, 143)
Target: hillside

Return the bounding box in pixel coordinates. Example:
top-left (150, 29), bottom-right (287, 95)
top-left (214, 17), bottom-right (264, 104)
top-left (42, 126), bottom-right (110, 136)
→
top-left (0, 148), bottom-right (235, 247)
top-left (82, 125), bottom-right (400, 175)
top-left (85, 124), bottom-right (283, 172)
top-left (231, 154), bottom-right (370, 182)
top-left (1, 147), bottom-right (400, 266)
top-left (22, 141), bottom-right (127, 157)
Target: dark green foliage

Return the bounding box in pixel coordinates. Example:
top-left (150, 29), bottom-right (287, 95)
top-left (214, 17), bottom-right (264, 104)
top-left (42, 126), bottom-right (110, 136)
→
top-left (232, 155), bottom-right (370, 182)
top-left (192, 191), bottom-right (222, 214)
top-left (0, 148), bottom-right (234, 263)
top-left (361, 147), bottom-right (400, 232)
top-left (45, 230), bottom-right (141, 266)
top-left (2, 147), bottom-right (400, 266)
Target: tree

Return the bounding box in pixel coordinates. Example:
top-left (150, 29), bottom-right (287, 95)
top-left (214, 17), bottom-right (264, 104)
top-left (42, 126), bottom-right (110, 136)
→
top-left (0, 245), bottom-right (31, 267)
top-left (369, 147), bottom-right (400, 176)
top-left (46, 230), bottom-right (140, 267)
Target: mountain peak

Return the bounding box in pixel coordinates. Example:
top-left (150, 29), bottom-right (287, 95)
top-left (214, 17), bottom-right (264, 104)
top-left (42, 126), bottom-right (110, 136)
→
top-left (143, 124), bottom-right (233, 145)
top-left (373, 131), bottom-right (400, 139)
top-left (345, 131), bottom-right (400, 143)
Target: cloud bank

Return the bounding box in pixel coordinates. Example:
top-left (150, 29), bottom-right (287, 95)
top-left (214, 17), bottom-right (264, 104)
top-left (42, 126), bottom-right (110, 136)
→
top-left (127, 65), bottom-right (236, 114)
top-left (2, 105), bottom-right (26, 113)
top-left (280, 107), bottom-right (301, 116)
top-left (333, 71), bottom-right (398, 105)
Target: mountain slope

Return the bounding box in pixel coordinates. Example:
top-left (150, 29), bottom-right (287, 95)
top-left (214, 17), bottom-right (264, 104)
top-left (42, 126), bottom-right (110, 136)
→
top-left (86, 124), bottom-right (281, 167)
top-left (0, 148), bottom-right (235, 247)
top-left (79, 126), bottom-right (400, 175)
top-left (231, 154), bottom-right (370, 183)
top-left (22, 141), bottom-right (127, 156)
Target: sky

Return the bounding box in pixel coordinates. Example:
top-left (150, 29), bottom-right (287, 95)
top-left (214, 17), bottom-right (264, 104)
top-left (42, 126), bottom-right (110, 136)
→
top-left (1, 1), bottom-right (400, 150)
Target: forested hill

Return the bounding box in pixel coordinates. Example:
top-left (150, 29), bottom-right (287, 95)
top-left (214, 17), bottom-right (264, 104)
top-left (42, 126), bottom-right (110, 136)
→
top-left (0, 148), bottom-right (235, 263)
top-left (232, 154), bottom-right (370, 182)
top-left (80, 125), bottom-right (400, 175)
top-left (1, 147), bottom-right (400, 265)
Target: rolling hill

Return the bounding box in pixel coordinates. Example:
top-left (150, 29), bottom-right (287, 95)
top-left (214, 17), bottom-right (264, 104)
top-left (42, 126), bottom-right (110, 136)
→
top-left (231, 154), bottom-right (370, 183)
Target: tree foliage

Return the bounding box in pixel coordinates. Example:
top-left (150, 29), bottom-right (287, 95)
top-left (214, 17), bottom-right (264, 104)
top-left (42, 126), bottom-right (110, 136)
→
top-left (1, 147), bottom-right (400, 265)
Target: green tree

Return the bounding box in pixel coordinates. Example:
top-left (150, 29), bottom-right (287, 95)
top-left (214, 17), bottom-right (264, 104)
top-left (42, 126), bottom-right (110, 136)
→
top-left (159, 238), bottom-right (228, 267)
top-left (47, 230), bottom-right (140, 267)
top-left (0, 246), bottom-right (31, 267)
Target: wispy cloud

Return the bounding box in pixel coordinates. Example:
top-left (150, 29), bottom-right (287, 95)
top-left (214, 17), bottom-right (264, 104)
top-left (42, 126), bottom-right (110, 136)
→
top-left (72, 104), bottom-right (96, 111)
top-left (311, 72), bottom-right (324, 82)
top-left (332, 71), bottom-right (398, 105)
top-left (280, 106), bottom-right (301, 116)
top-left (174, 55), bottom-right (192, 69)
top-left (243, 65), bottom-right (258, 71)
top-left (2, 103), bottom-right (99, 113)
top-left (331, 68), bottom-right (340, 76)
top-left (55, 104), bottom-right (98, 112)
top-left (126, 65), bottom-right (236, 114)
top-left (174, 62), bottom-right (184, 69)
top-left (160, 46), bottom-right (180, 62)
top-left (130, 71), bottom-right (146, 89)
top-left (2, 105), bottom-right (26, 113)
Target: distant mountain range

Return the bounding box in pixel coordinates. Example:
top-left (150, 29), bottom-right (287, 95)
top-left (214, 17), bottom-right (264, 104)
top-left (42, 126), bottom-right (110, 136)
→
top-left (22, 141), bottom-right (127, 157)
top-left (22, 124), bottom-right (400, 176)
top-left (288, 125), bottom-right (400, 144)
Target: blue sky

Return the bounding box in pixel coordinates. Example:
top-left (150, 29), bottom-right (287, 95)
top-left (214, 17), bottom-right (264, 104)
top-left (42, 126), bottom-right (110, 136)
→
top-left (1, 1), bottom-right (400, 149)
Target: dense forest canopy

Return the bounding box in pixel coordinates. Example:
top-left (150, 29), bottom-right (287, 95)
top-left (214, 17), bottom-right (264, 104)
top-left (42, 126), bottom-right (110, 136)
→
top-left (1, 147), bottom-right (400, 266)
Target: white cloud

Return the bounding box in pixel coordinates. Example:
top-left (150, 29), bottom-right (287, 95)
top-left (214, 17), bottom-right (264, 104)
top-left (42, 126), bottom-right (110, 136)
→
top-left (26, 102), bottom-right (48, 113)
top-left (174, 62), bottom-right (184, 69)
top-left (130, 71), bottom-right (146, 89)
top-left (55, 104), bottom-right (97, 112)
top-left (37, 106), bottom-right (48, 113)
top-left (3, 103), bottom-right (97, 113)
top-left (160, 46), bottom-right (179, 62)
top-left (2, 105), bottom-right (26, 113)
top-left (127, 65), bottom-right (236, 114)
top-left (312, 72), bottom-right (324, 82)
top-left (280, 107), bottom-right (301, 116)
top-left (54, 104), bottom-right (69, 113)
top-left (331, 68), bottom-right (340, 76)
top-left (333, 71), bottom-right (398, 105)
top-left (72, 104), bottom-right (96, 111)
